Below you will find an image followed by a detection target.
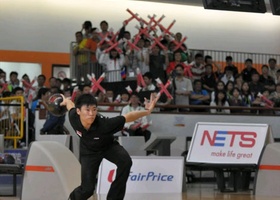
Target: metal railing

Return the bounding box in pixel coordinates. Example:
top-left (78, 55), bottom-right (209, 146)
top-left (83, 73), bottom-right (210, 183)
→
top-left (70, 42), bottom-right (103, 84)
top-left (191, 49), bottom-right (280, 72)
top-left (0, 96), bottom-right (25, 148)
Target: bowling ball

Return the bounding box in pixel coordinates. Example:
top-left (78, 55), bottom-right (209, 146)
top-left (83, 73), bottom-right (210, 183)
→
top-left (0, 154), bottom-right (4, 164)
top-left (47, 93), bottom-right (67, 117)
top-left (4, 154), bottom-right (15, 164)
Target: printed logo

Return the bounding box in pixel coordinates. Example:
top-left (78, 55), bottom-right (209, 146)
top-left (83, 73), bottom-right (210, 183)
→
top-left (200, 130), bottom-right (257, 148)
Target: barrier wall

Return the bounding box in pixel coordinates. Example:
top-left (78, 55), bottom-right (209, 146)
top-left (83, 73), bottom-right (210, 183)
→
top-left (34, 110), bottom-right (280, 156)
top-left (21, 141), bottom-right (81, 200)
top-left (255, 143), bottom-right (280, 197)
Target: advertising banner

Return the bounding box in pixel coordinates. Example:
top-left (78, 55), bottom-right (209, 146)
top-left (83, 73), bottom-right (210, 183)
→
top-left (96, 156), bottom-right (184, 194)
top-left (187, 122), bottom-right (271, 164)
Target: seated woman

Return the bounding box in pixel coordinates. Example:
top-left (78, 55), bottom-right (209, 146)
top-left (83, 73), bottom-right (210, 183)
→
top-left (210, 90), bottom-right (230, 114)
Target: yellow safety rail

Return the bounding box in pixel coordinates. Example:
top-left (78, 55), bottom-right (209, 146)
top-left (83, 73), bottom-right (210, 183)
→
top-left (0, 96), bottom-right (24, 148)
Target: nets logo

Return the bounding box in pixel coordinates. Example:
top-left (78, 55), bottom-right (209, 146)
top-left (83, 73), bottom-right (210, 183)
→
top-left (200, 130), bottom-right (257, 148)
top-left (107, 169), bottom-right (174, 183)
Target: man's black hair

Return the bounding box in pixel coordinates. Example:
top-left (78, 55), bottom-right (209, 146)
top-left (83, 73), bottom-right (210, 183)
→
top-left (245, 58), bottom-right (253, 63)
top-left (195, 53), bottom-right (203, 59)
top-left (10, 71), bottom-right (18, 77)
top-left (12, 86), bottom-right (24, 94)
top-left (38, 74), bottom-right (46, 80)
top-left (100, 20), bottom-right (108, 26)
top-left (83, 21), bottom-right (92, 30)
top-left (269, 58), bottom-right (277, 63)
top-left (204, 55), bottom-right (212, 63)
top-left (35, 87), bottom-right (50, 100)
top-left (75, 94), bottom-right (97, 109)
top-left (226, 56), bottom-right (233, 61)
top-left (143, 72), bottom-right (153, 80)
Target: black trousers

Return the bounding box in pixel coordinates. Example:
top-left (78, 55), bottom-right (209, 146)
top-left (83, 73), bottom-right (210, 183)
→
top-left (69, 141), bottom-right (132, 200)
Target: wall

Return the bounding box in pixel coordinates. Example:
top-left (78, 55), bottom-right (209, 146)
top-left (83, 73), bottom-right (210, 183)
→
top-left (1, 0), bottom-right (280, 54)
top-left (0, 0), bottom-right (280, 79)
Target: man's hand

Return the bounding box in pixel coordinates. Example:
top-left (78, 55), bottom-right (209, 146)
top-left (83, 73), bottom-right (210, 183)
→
top-left (144, 93), bottom-right (159, 114)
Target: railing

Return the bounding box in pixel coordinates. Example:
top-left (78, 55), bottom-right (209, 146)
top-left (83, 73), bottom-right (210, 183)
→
top-left (97, 102), bottom-right (280, 116)
top-left (191, 49), bottom-right (280, 72)
top-left (70, 42), bottom-right (103, 84)
top-left (0, 96), bottom-right (25, 148)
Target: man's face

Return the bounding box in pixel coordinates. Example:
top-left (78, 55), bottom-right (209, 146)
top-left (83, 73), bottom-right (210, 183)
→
top-left (144, 76), bottom-right (151, 85)
top-left (130, 95), bottom-right (139, 105)
top-left (245, 61), bottom-right (252, 69)
top-left (83, 86), bottom-right (91, 94)
top-left (100, 22), bottom-right (108, 32)
top-left (15, 90), bottom-right (23, 97)
top-left (75, 33), bottom-right (83, 43)
top-left (77, 105), bottom-right (97, 125)
top-left (195, 57), bottom-right (204, 65)
top-left (37, 76), bottom-right (45, 86)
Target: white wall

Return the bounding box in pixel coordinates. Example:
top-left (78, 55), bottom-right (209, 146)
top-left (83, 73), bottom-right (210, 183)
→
top-left (0, 0), bottom-right (280, 54)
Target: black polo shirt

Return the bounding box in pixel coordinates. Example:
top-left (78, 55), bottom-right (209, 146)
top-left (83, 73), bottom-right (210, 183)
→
top-left (68, 108), bottom-right (125, 155)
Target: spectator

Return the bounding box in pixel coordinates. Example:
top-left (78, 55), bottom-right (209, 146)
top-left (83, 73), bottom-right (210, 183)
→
top-left (190, 79), bottom-right (210, 111)
top-left (148, 45), bottom-right (168, 83)
top-left (225, 80), bottom-right (234, 100)
top-left (34, 74), bottom-right (46, 96)
top-left (142, 72), bottom-right (156, 91)
top-left (259, 64), bottom-right (275, 92)
top-left (204, 55), bottom-right (222, 76)
top-left (249, 72), bottom-right (264, 97)
top-left (211, 81), bottom-right (225, 102)
top-left (73, 31), bottom-right (88, 85)
top-left (210, 90), bottom-right (230, 114)
top-left (252, 89), bottom-right (274, 115)
top-left (121, 93), bottom-right (151, 142)
top-left (99, 20), bottom-right (110, 39)
top-left (189, 53), bottom-right (205, 81)
top-left (166, 51), bottom-right (192, 79)
top-left (234, 73), bottom-right (243, 91)
top-left (201, 64), bottom-right (218, 94)
top-left (9, 87), bottom-right (35, 146)
top-left (62, 78), bottom-right (72, 92)
top-left (85, 27), bottom-right (98, 64)
top-left (268, 58), bottom-right (279, 84)
top-left (21, 74), bottom-right (36, 104)
top-left (0, 69), bottom-right (7, 83)
top-left (276, 69), bottom-right (280, 84)
top-left (224, 56), bottom-right (238, 77)
top-left (99, 49), bottom-right (126, 82)
top-left (173, 64), bottom-right (193, 112)
top-left (134, 38), bottom-right (149, 74)
top-left (221, 67), bottom-right (235, 85)
top-left (228, 87), bottom-right (244, 114)
top-left (56, 78), bottom-right (62, 90)
top-left (49, 77), bottom-right (57, 88)
top-left (8, 71), bottom-right (20, 91)
top-left (240, 81), bottom-right (254, 109)
top-left (81, 20), bottom-right (92, 39)
top-left (241, 58), bottom-right (258, 82)
top-left (40, 88), bottom-right (66, 135)
top-left (31, 87), bottom-right (50, 114)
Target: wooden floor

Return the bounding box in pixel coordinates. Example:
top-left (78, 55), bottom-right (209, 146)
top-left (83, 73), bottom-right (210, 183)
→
top-left (1, 182), bottom-right (280, 200)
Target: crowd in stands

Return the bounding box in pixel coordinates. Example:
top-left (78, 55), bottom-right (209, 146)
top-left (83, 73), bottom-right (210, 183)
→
top-left (71, 20), bottom-right (280, 114)
top-left (0, 19), bottom-right (279, 147)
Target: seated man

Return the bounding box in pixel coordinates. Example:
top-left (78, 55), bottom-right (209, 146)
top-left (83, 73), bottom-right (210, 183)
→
top-left (190, 79), bottom-right (210, 112)
top-left (121, 93), bottom-right (151, 142)
top-left (40, 87), bottom-right (66, 135)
